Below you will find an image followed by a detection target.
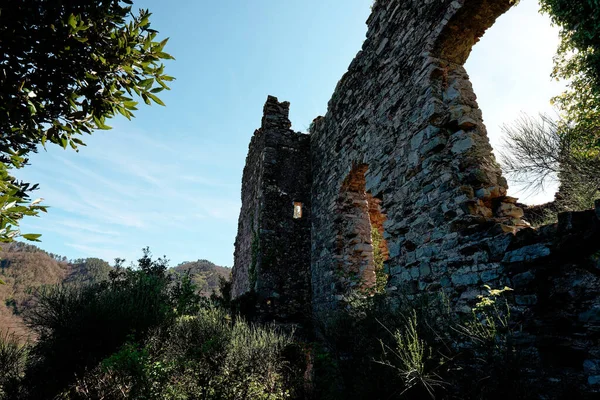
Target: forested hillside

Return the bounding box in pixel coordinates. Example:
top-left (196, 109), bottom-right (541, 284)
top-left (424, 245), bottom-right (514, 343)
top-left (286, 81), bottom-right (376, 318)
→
top-left (0, 242), bottom-right (70, 338)
top-left (0, 243), bottom-right (230, 339)
top-left (171, 259), bottom-right (231, 296)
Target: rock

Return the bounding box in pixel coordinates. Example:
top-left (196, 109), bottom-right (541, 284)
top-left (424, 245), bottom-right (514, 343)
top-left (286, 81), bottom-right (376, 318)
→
top-left (451, 136), bottom-right (475, 154)
top-left (588, 376), bottom-right (600, 386)
top-left (512, 271), bottom-right (535, 288)
top-left (503, 244), bottom-right (551, 263)
top-left (580, 306), bottom-right (600, 323)
top-left (451, 272), bottom-right (480, 286)
top-left (515, 295), bottom-right (537, 306)
top-left (584, 360), bottom-right (600, 374)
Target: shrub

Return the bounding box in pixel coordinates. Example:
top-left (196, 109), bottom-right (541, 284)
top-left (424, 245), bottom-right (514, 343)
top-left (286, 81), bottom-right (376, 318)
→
top-left (500, 113), bottom-right (600, 211)
top-left (67, 306), bottom-right (301, 400)
top-left (0, 332), bottom-right (27, 399)
top-left (377, 311), bottom-right (445, 399)
top-left (313, 287), bottom-right (534, 400)
top-left (21, 248), bottom-right (191, 399)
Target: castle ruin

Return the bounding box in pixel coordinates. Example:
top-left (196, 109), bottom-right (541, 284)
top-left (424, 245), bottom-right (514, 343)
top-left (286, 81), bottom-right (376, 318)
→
top-left (232, 0), bottom-right (600, 393)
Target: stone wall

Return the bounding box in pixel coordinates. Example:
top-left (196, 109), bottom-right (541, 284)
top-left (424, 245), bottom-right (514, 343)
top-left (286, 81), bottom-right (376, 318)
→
top-left (310, 0), bottom-right (524, 315)
top-left (232, 96), bottom-right (312, 321)
top-left (502, 205), bottom-right (600, 393)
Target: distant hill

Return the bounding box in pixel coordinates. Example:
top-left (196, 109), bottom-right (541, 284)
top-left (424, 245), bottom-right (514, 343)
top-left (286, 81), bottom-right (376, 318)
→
top-left (0, 243), bottom-right (229, 339)
top-left (171, 259), bottom-right (231, 297)
top-left (0, 242), bottom-right (70, 338)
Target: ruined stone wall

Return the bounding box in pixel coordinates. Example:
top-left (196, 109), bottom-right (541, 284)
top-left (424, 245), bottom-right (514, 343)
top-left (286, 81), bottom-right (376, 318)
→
top-left (310, 0), bottom-right (522, 315)
top-left (232, 0), bottom-right (600, 394)
top-left (232, 96), bottom-right (312, 321)
top-left (304, 0), bottom-right (600, 392)
top-left (501, 205), bottom-right (600, 393)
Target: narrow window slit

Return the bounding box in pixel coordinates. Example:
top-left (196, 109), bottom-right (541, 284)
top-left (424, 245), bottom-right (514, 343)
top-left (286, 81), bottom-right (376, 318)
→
top-left (293, 202), bottom-right (303, 219)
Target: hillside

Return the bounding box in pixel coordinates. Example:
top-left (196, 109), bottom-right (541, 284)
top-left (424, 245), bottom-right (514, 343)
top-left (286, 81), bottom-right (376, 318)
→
top-left (171, 259), bottom-right (231, 297)
top-left (0, 242), bottom-right (70, 338)
top-left (0, 243), bottom-right (229, 339)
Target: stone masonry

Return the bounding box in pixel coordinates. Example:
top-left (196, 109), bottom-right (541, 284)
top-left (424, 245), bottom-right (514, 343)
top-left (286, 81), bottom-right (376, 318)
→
top-left (232, 96), bottom-right (311, 321)
top-left (232, 0), bottom-right (600, 394)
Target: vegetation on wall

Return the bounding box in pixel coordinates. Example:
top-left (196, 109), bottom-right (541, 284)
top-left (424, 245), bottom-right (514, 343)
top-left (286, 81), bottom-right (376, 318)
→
top-left (313, 287), bottom-right (537, 400)
top-left (371, 227), bottom-right (388, 294)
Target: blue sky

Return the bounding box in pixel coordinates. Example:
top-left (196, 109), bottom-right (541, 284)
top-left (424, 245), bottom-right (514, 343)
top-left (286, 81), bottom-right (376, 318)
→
top-left (14, 0), bottom-right (564, 267)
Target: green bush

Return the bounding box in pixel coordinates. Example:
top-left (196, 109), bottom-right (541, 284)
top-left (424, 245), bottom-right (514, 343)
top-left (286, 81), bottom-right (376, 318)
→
top-left (377, 310), bottom-right (445, 398)
top-left (67, 306), bottom-right (301, 400)
top-left (20, 248), bottom-right (193, 399)
top-left (2, 247), bottom-right (303, 399)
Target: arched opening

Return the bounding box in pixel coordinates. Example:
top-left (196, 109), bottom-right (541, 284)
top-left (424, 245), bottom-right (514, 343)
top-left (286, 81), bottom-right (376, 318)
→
top-left (464, 0), bottom-right (565, 210)
top-left (430, 0), bottom-right (564, 226)
top-left (335, 164), bottom-right (389, 296)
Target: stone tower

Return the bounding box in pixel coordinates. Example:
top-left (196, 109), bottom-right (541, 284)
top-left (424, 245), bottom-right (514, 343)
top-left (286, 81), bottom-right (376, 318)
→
top-left (232, 96), bottom-right (311, 321)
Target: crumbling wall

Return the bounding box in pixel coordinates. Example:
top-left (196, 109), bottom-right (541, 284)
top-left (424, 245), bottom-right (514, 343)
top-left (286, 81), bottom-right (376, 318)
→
top-left (232, 96), bottom-right (312, 321)
top-left (310, 0), bottom-right (523, 315)
top-left (500, 204), bottom-right (600, 393)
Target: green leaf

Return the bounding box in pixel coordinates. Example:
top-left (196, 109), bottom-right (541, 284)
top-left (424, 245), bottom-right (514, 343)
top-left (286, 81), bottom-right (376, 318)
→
top-left (157, 38), bottom-right (169, 51)
top-left (117, 106), bottom-right (132, 120)
top-left (157, 52), bottom-right (174, 60)
top-left (22, 233), bottom-right (42, 242)
top-left (123, 100), bottom-right (139, 110)
top-left (67, 13), bottom-right (77, 29)
top-left (27, 102), bottom-right (37, 115)
top-left (147, 92), bottom-right (165, 106)
top-left (138, 78), bottom-right (154, 89)
top-left (72, 137), bottom-right (87, 146)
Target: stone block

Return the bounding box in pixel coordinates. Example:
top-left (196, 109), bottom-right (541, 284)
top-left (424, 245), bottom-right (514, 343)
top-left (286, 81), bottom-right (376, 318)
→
top-left (420, 262), bottom-right (432, 277)
top-left (512, 271), bottom-right (535, 288)
top-left (451, 272), bottom-right (480, 286)
top-left (580, 306), bottom-right (600, 323)
top-left (481, 269), bottom-right (500, 282)
top-left (451, 136), bottom-right (475, 154)
top-left (589, 376), bottom-right (600, 386)
top-left (502, 244), bottom-right (551, 263)
top-left (584, 360), bottom-right (600, 374)
top-left (420, 136), bottom-right (448, 156)
top-left (515, 295), bottom-right (537, 306)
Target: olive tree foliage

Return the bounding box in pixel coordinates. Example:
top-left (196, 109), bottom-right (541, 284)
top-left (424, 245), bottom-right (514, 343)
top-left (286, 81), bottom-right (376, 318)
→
top-left (0, 0), bottom-right (173, 243)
